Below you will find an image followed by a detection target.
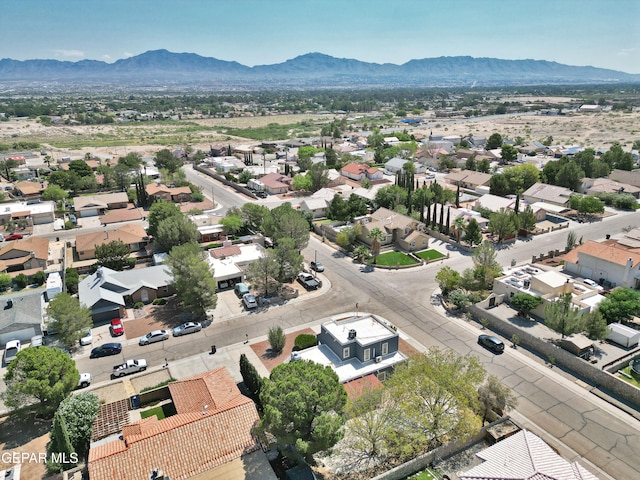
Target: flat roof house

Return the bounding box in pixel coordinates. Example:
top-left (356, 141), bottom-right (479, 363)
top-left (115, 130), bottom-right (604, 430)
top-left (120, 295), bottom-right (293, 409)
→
top-left (208, 243), bottom-right (265, 291)
top-left (0, 201), bottom-right (55, 225)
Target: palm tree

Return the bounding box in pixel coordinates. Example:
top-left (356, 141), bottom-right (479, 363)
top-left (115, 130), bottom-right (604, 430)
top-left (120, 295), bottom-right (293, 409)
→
top-left (353, 245), bottom-right (370, 263)
top-left (367, 227), bottom-right (386, 263)
top-left (453, 216), bottom-right (467, 244)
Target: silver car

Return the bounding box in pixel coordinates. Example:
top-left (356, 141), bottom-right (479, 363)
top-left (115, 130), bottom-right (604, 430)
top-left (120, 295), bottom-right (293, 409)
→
top-left (79, 329), bottom-right (93, 346)
top-left (172, 322), bottom-right (202, 337)
top-left (139, 329), bottom-right (170, 346)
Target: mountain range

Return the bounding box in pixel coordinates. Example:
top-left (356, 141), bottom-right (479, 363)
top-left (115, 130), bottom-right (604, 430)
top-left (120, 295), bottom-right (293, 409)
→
top-left (1, 49), bottom-right (638, 89)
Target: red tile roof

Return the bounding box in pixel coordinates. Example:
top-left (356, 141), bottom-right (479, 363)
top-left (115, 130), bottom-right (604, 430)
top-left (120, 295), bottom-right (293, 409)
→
top-left (341, 162), bottom-right (379, 175)
top-left (209, 245), bottom-right (241, 259)
top-left (564, 240), bottom-right (640, 268)
top-left (343, 374), bottom-right (384, 400)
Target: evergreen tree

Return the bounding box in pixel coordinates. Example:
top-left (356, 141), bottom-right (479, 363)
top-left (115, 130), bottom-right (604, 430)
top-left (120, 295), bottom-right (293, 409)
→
top-left (456, 184), bottom-right (460, 208)
top-left (445, 207), bottom-right (451, 235)
top-left (48, 410), bottom-right (76, 472)
top-left (438, 203), bottom-right (445, 232)
top-left (240, 353), bottom-right (263, 400)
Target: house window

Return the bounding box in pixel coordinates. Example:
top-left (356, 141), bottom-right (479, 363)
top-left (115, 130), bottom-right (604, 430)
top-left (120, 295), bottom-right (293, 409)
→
top-left (364, 348), bottom-right (371, 362)
top-left (411, 241), bottom-right (416, 247)
top-left (381, 343), bottom-right (389, 356)
top-left (343, 347), bottom-right (350, 359)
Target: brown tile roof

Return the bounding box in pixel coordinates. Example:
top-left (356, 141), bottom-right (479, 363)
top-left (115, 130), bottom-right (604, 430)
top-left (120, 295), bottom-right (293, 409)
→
top-left (100, 206), bottom-right (143, 224)
top-left (169, 368), bottom-right (250, 414)
top-left (15, 181), bottom-right (46, 196)
top-left (146, 183), bottom-right (192, 196)
top-left (0, 236), bottom-right (49, 262)
top-left (75, 224), bottom-right (148, 253)
top-left (341, 162), bottom-right (380, 176)
top-left (564, 240), bottom-right (640, 268)
top-left (343, 374), bottom-right (384, 400)
top-left (259, 172), bottom-right (291, 189)
top-left (209, 245), bottom-right (242, 259)
top-left (88, 368), bottom-right (259, 480)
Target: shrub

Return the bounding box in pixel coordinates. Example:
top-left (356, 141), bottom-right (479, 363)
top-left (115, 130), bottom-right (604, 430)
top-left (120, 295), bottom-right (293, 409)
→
top-left (293, 333), bottom-right (317, 351)
top-left (32, 270), bottom-right (46, 286)
top-left (152, 298), bottom-right (167, 305)
top-left (65, 268), bottom-right (79, 294)
top-left (126, 257), bottom-right (137, 269)
top-left (448, 288), bottom-right (470, 309)
top-left (134, 301), bottom-right (145, 309)
top-left (268, 325), bottom-right (286, 354)
top-left (14, 273), bottom-right (28, 289)
top-left (191, 191), bottom-right (205, 202)
top-left (64, 221), bottom-right (74, 230)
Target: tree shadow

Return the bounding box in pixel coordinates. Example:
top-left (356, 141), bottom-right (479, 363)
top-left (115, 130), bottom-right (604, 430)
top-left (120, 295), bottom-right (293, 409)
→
top-left (0, 411), bottom-right (52, 450)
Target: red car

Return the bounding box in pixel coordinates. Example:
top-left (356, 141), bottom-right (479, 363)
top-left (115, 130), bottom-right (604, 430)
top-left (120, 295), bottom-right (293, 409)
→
top-left (110, 318), bottom-right (124, 337)
top-left (5, 233), bottom-right (23, 241)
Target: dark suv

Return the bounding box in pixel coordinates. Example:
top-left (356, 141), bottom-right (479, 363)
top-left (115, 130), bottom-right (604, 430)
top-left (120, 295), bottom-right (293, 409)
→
top-left (478, 335), bottom-right (505, 353)
top-left (90, 343), bottom-right (122, 358)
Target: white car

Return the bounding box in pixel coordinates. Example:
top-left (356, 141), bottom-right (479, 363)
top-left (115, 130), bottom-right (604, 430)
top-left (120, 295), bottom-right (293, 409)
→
top-left (172, 322), bottom-right (202, 337)
top-left (139, 329), bottom-right (170, 346)
top-left (242, 293), bottom-right (258, 309)
top-left (4, 339), bottom-right (20, 364)
top-left (78, 372), bottom-right (92, 388)
top-left (80, 329), bottom-right (93, 346)
top-left (582, 278), bottom-right (604, 290)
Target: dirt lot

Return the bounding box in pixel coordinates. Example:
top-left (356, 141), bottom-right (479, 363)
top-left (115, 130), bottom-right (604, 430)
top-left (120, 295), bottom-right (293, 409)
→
top-left (121, 296), bottom-right (191, 339)
top-left (0, 415), bottom-right (52, 480)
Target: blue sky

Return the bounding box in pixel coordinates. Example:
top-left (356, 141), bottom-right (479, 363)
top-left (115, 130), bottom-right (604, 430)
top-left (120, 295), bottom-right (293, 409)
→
top-left (2, 0), bottom-right (639, 73)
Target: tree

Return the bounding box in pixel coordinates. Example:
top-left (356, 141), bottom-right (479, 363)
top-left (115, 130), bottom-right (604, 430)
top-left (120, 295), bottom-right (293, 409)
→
top-left (367, 227), bottom-right (385, 262)
top-left (268, 325), bottom-right (286, 354)
top-left (489, 174), bottom-right (511, 196)
top-left (95, 240), bottom-right (131, 271)
top-left (486, 133), bottom-right (503, 150)
top-left (42, 184), bottom-right (68, 207)
top-left (47, 293), bottom-right (92, 350)
top-left (118, 152), bottom-right (143, 169)
top-left (272, 237), bottom-right (303, 283)
top-left (477, 158), bottom-right (491, 173)
top-left (68, 160), bottom-right (93, 177)
top-left (488, 208), bottom-right (517, 243)
top-left (583, 310), bottom-right (608, 341)
top-left (65, 268), bottom-right (79, 294)
top-left (384, 349), bottom-right (484, 455)
top-left (598, 287), bottom-right (640, 324)
top-left (167, 243), bottom-right (217, 318)
top-left (477, 375), bottom-right (517, 424)
top-left (463, 218), bottom-right (482, 247)
top-left (220, 214), bottom-right (244, 235)
top-left (307, 162), bottom-right (330, 192)
top-left (52, 392), bottom-right (100, 460)
top-left (435, 267), bottom-right (462, 296)
top-left (33, 270), bottom-right (46, 286)
top-left (353, 245), bottom-right (370, 263)
top-left (239, 353), bottom-right (263, 400)
top-left (154, 148), bottom-right (183, 173)
top-left (453, 216), bottom-right (467, 243)
top-left (500, 143), bottom-right (518, 163)
top-left (448, 289), bottom-right (470, 309)
top-left (601, 143), bottom-right (634, 171)
top-left (148, 201), bottom-right (182, 237)
top-left (544, 294), bottom-right (583, 338)
top-left (510, 293), bottom-right (543, 318)
top-left (260, 360), bottom-right (347, 458)
top-left (556, 161), bottom-right (584, 191)
top-left (262, 203), bottom-right (310, 251)
top-left (241, 203), bottom-right (270, 231)
top-left (155, 214), bottom-right (199, 252)
top-left (47, 410), bottom-right (76, 473)
top-left (245, 254), bottom-right (280, 296)
top-left (472, 240), bottom-right (502, 288)
top-left (292, 173), bottom-right (313, 192)
top-left (14, 273), bottom-right (28, 289)
top-left (2, 346), bottom-right (79, 416)
top-left (374, 184), bottom-right (408, 210)
top-left (517, 206), bottom-right (537, 234)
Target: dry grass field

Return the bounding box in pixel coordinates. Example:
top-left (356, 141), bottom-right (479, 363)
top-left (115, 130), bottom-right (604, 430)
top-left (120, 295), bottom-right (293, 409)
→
top-left (1, 109), bottom-right (638, 159)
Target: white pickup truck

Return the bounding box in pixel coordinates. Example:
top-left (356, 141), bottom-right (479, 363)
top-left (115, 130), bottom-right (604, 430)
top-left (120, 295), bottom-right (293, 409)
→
top-left (112, 359), bottom-right (147, 378)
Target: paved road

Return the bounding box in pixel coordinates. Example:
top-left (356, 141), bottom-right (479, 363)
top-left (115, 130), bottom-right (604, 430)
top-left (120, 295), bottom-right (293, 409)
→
top-left (71, 169), bottom-right (640, 479)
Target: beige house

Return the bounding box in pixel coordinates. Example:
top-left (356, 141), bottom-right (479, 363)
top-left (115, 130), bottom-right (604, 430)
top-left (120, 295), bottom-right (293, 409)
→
top-left (73, 192), bottom-right (129, 217)
top-left (75, 224), bottom-right (149, 261)
top-left (357, 207), bottom-right (428, 252)
top-left (0, 236), bottom-right (50, 276)
top-left (145, 183), bottom-right (192, 203)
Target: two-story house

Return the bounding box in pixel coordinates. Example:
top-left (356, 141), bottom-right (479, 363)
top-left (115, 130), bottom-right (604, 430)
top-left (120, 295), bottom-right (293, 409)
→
top-left (145, 183), bottom-right (192, 203)
top-left (357, 207), bottom-right (429, 252)
top-left (340, 162), bottom-right (384, 182)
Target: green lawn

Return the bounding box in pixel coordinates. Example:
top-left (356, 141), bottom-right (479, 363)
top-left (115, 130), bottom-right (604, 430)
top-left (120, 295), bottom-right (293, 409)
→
top-left (140, 402), bottom-right (177, 420)
top-left (406, 467), bottom-right (441, 480)
top-left (375, 251), bottom-right (419, 266)
top-left (618, 366), bottom-right (640, 388)
top-left (414, 249), bottom-right (445, 261)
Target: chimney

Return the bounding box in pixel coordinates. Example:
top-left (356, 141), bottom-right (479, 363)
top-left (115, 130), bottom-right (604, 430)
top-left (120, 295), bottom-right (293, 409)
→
top-left (623, 257), bottom-right (634, 285)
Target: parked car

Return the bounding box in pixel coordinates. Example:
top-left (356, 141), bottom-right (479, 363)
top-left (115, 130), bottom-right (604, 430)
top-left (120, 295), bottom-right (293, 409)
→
top-left (4, 339), bottom-right (20, 364)
top-left (242, 293), bottom-right (258, 309)
top-left (173, 321), bottom-right (202, 337)
top-left (234, 283), bottom-right (250, 298)
top-left (90, 343), bottom-right (122, 358)
top-left (298, 272), bottom-right (320, 290)
top-left (478, 334), bottom-right (505, 353)
top-left (112, 359), bottom-right (147, 377)
top-left (79, 329), bottom-right (93, 346)
top-left (256, 191), bottom-right (268, 198)
top-left (310, 261), bottom-right (324, 272)
top-left (581, 278), bottom-right (604, 290)
top-left (110, 318), bottom-right (124, 337)
top-left (78, 372), bottom-right (92, 388)
top-left (139, 329), bottom-right (170, 346)
top-left (5, 233), bottom-right (23, 241)
top-left (30, 335), bottom-right (44, 347)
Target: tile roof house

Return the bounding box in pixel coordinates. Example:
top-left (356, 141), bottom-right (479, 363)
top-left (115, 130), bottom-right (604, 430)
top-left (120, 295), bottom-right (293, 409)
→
top-left (75, 224), bottom-right (149, 261)
top-left (356, 207), bottom-right (428, 252)
top-left (88, 367), bottom-right (269, 480)
top-left (258, 172), bottom-right (292, 195)
top-left (300, 188), bottom-right (341, 218)
top-left (0, 236), bottom-right (50, 276)
top-left (145, 183), bottom-right (192, 203)
top-left (459, 429), bottom-right (599, 480)
top-left (15, 180), bottom-right (46, 198)
top-left (580, 177), bottom-right (640, 198)
top-left (563, 240), bottom-right (640, 289)
top-left (522, 182), bottom-right (574, 207)
top-left (609, 169), bottom-right (640, 188)
top-left (78, 265), bottom-right (174, 322)
top-left (445, 169), bottom-right (492, 189)
top-left (340, 162), bottom-right (383, 182)
top-left (73, 192), bottom-right (129, 218)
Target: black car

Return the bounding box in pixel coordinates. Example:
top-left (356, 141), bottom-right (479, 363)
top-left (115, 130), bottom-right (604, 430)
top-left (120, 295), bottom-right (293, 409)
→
top-left (90, 343), bottom-right (122, 358)
top-left (478, 335), bottom-right (505, 353)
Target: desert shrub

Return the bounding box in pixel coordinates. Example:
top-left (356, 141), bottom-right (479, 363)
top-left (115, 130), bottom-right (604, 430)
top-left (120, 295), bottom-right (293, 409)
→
top-left (268, 325), bottom-right (286, 354)
top-left (134, 301), bottom-right (145, 309)
top-left (64, 221), bottom-right (74, 230)
top-left (293, 333), bottom-right (317, 351)
top-left (32, 270), bottom-right (46, 286)
top-left (152, 298), bottom-right (167, 305)
top-left (191, 191), bottom-right (205, 202)
top-left (14, 273), bottom-right (28, 289)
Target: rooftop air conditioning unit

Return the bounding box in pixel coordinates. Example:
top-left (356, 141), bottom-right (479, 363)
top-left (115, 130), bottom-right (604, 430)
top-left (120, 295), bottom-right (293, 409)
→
top-left (375, 356), bottom-right (382, 363)
top-left (348, 329), bottom-right (357, 340)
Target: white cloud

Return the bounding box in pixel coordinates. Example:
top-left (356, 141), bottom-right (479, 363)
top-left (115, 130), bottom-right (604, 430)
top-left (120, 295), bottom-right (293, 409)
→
top-left (617, 48), bottom-right (637, 57)
top-left (123, 51), bottom-right (134, 58)
top-left (101, 54), bottom-right (112, 60)
top-left (52, 49), bottom-right (84, 59)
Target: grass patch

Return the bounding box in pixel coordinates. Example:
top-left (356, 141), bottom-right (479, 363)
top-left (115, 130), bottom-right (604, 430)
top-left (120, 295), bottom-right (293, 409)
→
top-left (618, 366), bottom-right (640, 388)
top-left (414, 249), bottom-right (445, 261)
top-left (406, 467), bottom-right (442, 480)
top-left (140, 378), bottom-right (177, 393)
top-left (140, 402), bottom-right (177, 420)
top-left (375, 251), bottom-right (418, 266)
top-left (218, 122), bottom-right (314, 141)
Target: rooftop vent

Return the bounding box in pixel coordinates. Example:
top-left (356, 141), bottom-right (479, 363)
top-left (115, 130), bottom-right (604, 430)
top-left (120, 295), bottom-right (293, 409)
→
top-left (348, 329), bottom-right (357, 340)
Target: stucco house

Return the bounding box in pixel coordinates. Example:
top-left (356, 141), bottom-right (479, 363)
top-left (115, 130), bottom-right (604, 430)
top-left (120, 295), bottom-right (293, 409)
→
top-left (0, 236), bottom-right (50, 276)
top-left (78, 265), bottom-right (174, 322)
top-left (0, 201), bottom-right (55, 225)
top-left (522, 182), bottom-right (574, 207)
top-left (259, 172), bottom-right (292, 195)
top-left (145, 183), bottom-right (192, 203)
top-left (208, 243), bottom-right (265, 291)
top-left (341, 162), bottom-right (384, 182)
top-left (580, 177), bottom-right (640, 199)
top-left (563, 240), bottom-right (640, 289)
top-left (73, 192), bottom-right (129, 218)
top-left (356, 207), bottom-right (429, 252)
top-left (445, 169), bottom-right (492, 189)
top-left (74, 224), bottom-right (149, 261)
